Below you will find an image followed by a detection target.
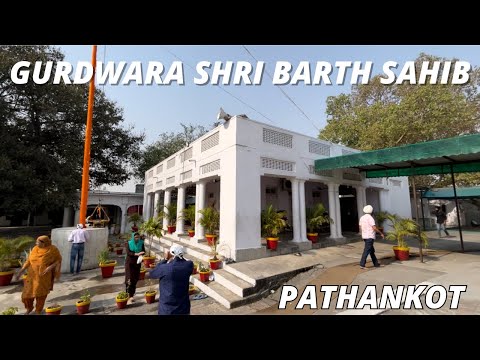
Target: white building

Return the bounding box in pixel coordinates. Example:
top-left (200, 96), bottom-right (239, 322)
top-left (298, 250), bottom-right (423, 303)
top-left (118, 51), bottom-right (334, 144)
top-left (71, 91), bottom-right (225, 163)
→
top-left (143, 116), bottom-right (411, 262)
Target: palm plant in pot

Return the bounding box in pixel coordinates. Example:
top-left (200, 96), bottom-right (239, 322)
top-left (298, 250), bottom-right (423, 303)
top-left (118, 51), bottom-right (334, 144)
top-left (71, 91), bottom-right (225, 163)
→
top-left (182, 205), bottom-right (196, 237)
top-left (139, 216), bottom-right (163, 268)
top-left (305, 203), bottom-right (332, 243)
top-left (128, 213), bottom-right (143, 233)
top-left (98, 248), bottom-right (117, 278)
top-left (209, 239), bottom-right (222, 270)
top-left (0, 236), bottom-right (34, 286)
top-left (385, 215), bottom-right (428, 261)
top-left (160, 203), bottom-right (177, 234)
top-left (75, 289), bottom-right (92, 315)
top-left (261, 205), bottom-right (286, 250)
top-left (198, 206), bottom-right (220, 246)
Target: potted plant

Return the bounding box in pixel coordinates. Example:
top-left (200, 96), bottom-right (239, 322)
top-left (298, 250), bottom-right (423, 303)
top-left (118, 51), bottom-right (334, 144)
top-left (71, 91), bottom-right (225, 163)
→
top-left (198, 207), bottom-right (220, 245)
top-left (198, 262), bottom-right (211, 282)
top-left (209, 240), bottom-right (222, 270)
top-left (160, 203), bottom-right (177, 234)
top-left (128, 212), bottom-right (143, 233)
top-left (98, 249), bottom-right (117, 278)
top-left (45, 303), bottom-right (62, 315)
top-left (385, 215), bottom-right (428, 261)
top-left (75, 289), bottom-right (92, 315)
top-left (261, 205), bottom-right (287, 250)
top-left (144, 279), bottom-right (157, 304)
top-left (305, 203), bottom-right (332, 243)
top-left (182, 205), bottom-right (196, 237)
top-left (139, 217), bottom-right (163, 268)
top-left (192, 261), bottom-right (199, 275)
top-left (189, 284), bottom-right (197, 295)
top-left (116, 291), bottom-right (129, 309)
top-left (1, 306), bottom-right (18, 315)
top-left (0, 236), bottom-right (34, 286)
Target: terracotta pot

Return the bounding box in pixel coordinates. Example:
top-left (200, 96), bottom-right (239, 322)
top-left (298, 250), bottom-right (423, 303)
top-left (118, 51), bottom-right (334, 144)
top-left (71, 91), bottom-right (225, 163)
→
top-left (0, 270), bottom-right (14, 286)
top-left (145, 291), bottom-right (156, 304)
top-left (199, 271), bottom-right (210, 282)
top-left (116, 297), bottom-right (128, 309)
top-left (266, 237), bottom-right (279, 250)
top-left (307, 233), bottom-right (319, 243)
top-left (188, 230), bottom-right (195, 238)
top-left (205, 234), bottom-right (217, 246)
top-left (393, 246), bottom-right (410, 261)
top-left (143, 256), bottom-right (156, 269)
top-left (167, 225), bottom-right (176, 234)
top-left (189, 285), bottom-right (197, 295)
top-left (75, 300), bottom-right (91, 315)
top-left (45, 305), bottom-right (62, 315)
top-left (209, 259), bottom-right (222, 270)
top-left (139, 269), bottom-right (146, 280)
top-left (99, 261), bottom-right (117, 278)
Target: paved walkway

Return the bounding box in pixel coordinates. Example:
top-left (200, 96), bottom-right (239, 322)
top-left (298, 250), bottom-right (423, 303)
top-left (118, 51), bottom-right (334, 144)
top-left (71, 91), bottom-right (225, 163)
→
top-left (1, 230), bottom-right (479, 315)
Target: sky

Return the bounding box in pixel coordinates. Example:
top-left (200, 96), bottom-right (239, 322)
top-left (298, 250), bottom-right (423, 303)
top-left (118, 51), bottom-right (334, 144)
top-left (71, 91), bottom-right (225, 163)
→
top-left (56, 45), bottom-right (480, 191)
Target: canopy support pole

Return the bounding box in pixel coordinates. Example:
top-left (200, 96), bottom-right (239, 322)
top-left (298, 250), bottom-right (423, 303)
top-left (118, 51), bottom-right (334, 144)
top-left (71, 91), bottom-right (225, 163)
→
top-left (450, 165), bottom-right (465, 252)
top-left (411, 170), bottom-right (424, 263)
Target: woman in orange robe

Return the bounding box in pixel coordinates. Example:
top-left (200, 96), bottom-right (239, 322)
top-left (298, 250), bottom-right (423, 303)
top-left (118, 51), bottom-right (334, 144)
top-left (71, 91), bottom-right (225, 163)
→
top-left (15, 235), bottom-right (62, 314)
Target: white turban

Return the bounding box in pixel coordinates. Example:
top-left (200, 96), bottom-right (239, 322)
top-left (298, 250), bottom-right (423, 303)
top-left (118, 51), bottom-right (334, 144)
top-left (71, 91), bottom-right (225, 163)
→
top-left (363, 205), bottom-right (373, 214)
top-left (170, 244), bottom-right (185, 259)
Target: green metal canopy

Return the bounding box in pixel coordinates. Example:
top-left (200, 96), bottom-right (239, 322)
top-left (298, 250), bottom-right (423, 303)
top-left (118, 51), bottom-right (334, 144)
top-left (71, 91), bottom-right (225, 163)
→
top-left (315, 133), bottom-right (480, 178)
top-left (421, 187), bottom-right (480, 199)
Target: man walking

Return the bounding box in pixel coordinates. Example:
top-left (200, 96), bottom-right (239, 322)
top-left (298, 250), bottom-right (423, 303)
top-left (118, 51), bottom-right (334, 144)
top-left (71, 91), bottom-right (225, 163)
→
top-left (68, 224), bottom-right (88, 275)
top-left (359, 205), bottom-right (384, 269)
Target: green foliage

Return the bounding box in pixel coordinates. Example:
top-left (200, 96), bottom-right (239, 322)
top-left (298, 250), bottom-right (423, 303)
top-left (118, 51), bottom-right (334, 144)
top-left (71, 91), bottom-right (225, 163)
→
top-left (128, 213), bottom-right (143, 226)
top-left (79, 289), bottom-right (92, 303)
top-left (385, 215), bottom-right (429, 249)
top-left (134, 124), bottom-right (208, 180)
top-left (145, 279), bottom-right (155, 294)
top-left (159, 203), bottom-right (177, 226)
top-left (198, 207), bottom-right (220, 235)
top-left (261, 205), bottom-right (286, 238)
top-left (1, 306), bottom-right (18, 315)
top-left (374, 211), bottom-right (394, 228)
top-left (182, 205), bottom-right (196, 230)
top-left (319, 53), bottom-right (480, 187)
top-left (97, 248), bottom-right (111, 265)
top-left (0, 236), bottom-right (35, 272)
top-left (198, 262), bottom-right (210, 273)
top-left (305, 203), bottom-right (332, 233)
top-left (116, 291), bottom-right (129, 300)
top-left (0, 45), bottom-right (145, 215)
top-left (139, 217), bottom-right (163, 256)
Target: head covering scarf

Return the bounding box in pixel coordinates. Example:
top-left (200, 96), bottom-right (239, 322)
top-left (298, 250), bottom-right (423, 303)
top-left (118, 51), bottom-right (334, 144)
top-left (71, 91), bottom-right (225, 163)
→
top-left (128, 234), bottom-right (144, 253)
top-left (170, 244), bottom-right (185, 259)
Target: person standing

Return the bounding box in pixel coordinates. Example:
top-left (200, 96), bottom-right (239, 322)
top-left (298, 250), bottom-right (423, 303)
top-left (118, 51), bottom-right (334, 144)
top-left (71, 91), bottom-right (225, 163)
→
top-left (148, 244), bottom-right (193, 315)
top-left (358, 205), bottom-right (384, 269)
top-left (434, 205), bottom-right (449, 238)
top-left (125, 232), bottom-right (145, 303)
top-left (68, 224), bottom-right (88, 275)
top-left (14, 235), bottom-right (62, 314)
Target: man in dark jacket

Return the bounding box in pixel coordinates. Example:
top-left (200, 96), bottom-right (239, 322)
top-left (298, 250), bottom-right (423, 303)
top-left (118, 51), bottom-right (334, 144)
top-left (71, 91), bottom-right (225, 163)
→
top-left (148, 244), bottom-right (193, 315)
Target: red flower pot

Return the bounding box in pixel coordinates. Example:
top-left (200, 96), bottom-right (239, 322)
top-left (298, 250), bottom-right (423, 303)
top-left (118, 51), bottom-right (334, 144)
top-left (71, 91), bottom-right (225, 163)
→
top-left (307, 233), bottom-right (318, 243)
top-left (206, 234), bottom-right (217, 246)
top-left (145, 291), bottom-right (156, 304)
top-left (0, 271), bottom-right (14, 286)
top-left (143, 256), bottom-right (155, 269)
top-left (266, 237), bottom-right (279, 250)
top-left (393, 246), bottom-right (410, 261)
top-left (99, 261), bottom-right (117, 278)
top-left (167, 225), bottom-right (176, 234)
top-left (139, 270), bottom-right (146, 280)
top-left (209, 259), bottom-right (222, 270)
top-left (76, 301), bottom-right (91, 315)
top-left (45, 306), bottom-right (62, 315)
top-left (116, 298), bottom-right (128, 309)
top-left (199, 271), bottom-right (210, 282)
top-left (188, 230), bottom-right (195, 238)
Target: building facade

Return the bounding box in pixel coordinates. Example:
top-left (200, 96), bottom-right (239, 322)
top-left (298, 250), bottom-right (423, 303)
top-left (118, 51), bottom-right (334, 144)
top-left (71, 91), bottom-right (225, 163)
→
top-left (143, 116), bottom-right (411, 262)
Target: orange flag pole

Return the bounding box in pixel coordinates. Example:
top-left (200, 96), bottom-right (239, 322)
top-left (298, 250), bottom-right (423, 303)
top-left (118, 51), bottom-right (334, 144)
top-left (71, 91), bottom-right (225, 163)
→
top-left (79, 45), bottom-right (97, 225)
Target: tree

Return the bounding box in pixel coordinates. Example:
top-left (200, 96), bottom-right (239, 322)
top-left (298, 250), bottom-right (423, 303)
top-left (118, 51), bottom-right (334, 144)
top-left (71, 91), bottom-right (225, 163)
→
top-left (0, 45), bottom-right (145, 220)
top-left (134, 123), bottom-right (208, 179)
top-left (319, 53), bottom-right (480, 187)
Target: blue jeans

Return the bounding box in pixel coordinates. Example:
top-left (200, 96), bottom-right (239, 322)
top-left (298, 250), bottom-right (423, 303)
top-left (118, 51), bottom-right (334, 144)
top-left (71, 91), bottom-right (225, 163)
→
top-left (70, 243), bottom-right (85, 274)
top-left (360, 238), bottom-right (379, 267)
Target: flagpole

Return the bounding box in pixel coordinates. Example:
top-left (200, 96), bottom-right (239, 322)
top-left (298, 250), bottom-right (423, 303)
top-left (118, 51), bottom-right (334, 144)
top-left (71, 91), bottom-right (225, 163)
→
top-left (79, 45), bottom-right (97, 225)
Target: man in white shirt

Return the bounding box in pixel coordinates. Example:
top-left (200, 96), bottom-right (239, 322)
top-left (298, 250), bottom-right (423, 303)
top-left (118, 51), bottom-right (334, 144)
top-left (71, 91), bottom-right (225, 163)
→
top-left (358, 205), bottom-right (384, 269)
top-left (68, 224), bottom-right (89, 275)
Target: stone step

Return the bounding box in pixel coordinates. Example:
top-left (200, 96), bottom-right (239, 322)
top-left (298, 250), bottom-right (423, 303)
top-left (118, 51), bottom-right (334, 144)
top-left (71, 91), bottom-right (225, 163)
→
top-left (213, 269), bottom-right (256, 297)
top-left (150, 237), bottom-right (212, 263)
top-left (222, 264), bottom-right (256, 286)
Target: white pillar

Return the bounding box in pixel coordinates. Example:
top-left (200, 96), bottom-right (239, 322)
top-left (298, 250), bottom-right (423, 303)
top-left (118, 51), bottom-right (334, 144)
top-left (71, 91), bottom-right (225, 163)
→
top-left (74, 209), bottom-right (80, 226)
top-left (379, 189), bottom-right (390, 213)
top-left (299, 180), bottom-right (307, 242)
top-left (163, 189), bottom-right (171, 230)
top-left (176, 185), bottom-right (186, 234)
top-left (153, 191), bottom-right (160, 218)
top-left (327, 183), bottom-right (337, 238)
top-left (145, 193), bottom-right (152, 220)
top-left (334, 184), bottom-right (343, 238)
top-left (356, 186), bottom-right (366, 233)
top-left (120, 205), bottom-right (127, 234)
top-left (62, 206), bottom-right (73, 227)
top-left (195, 181), bottom-right (206, 239)
top-left (291, 178), bottom-right (301, 242)
top-left (142, 184), bottom-right (148, 220)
